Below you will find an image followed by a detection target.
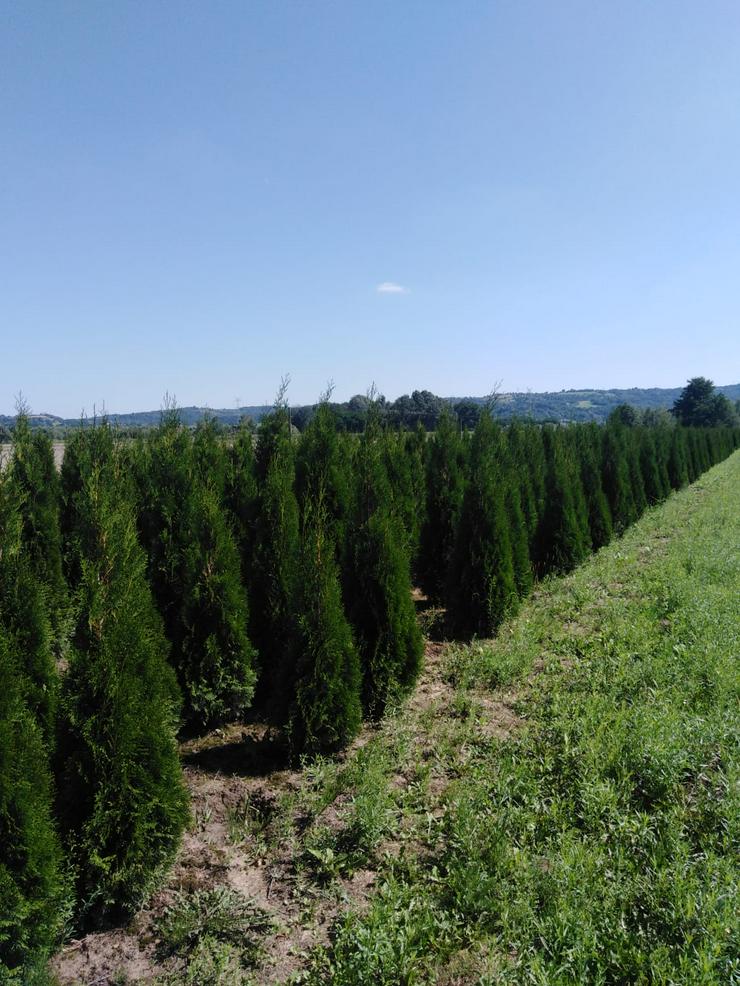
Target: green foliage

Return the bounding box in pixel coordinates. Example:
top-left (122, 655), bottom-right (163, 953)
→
top-left (574, 424), bottom-right (613, 550)
top-left (345, 408), bottom-right (423, 717)
top-left (418, 408), bottom-right (467, 603)
top-left (601, 425), bottom-right (638, 532)
top-left (192, 416), bottom-right (228, 501)
top-left (672, 376), bottom-right (740, 427)
top-left (0, 630), bottom-right (68, 983)
top-left (134, 411), bottom-right (257, 728)
top-left (7, 414), bottom-right (67, 636)
top-left (56, 464), bottom-right (188, 928)
top-left (178, 484), bottom-right (257, 727)
top-left (0, 480), bottom-right (58, 741)
top-left (533, 427), bottom-right (591, 575)
top-left (251, 406), bottom-right (301, 719)
top-left (156, 886), bottom-right (273, 971)
top-left (296, 398), bottom-right (352, 548)
top-left (223, 419), bottom-right (259, 586)
top-left (446, 412), bottom-right (518, 637)
top-left (288, 494), bottom-right (362, 759)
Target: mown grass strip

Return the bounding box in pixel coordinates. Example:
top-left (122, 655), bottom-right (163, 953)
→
top-left (298, 452), bottom-right (740, 986)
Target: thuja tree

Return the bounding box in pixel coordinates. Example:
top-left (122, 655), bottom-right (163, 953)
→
top-left (573, 424), bottom-right (613, 551)
top-left (344, 406), bottom-right (423, 718)
top-left (135, 411), bottom-right (256, 728)
top-left (56, 464), bottom-right (188, 928)
top-left (8, 411), bottom-right (67, 637)
top-left (533, 427), bottom-right (591, 577)
top-left (506, 420), bottom-right (542, 547)
top-left (601, 425), bottom-right (637, 533)
top-left (0, 477), bottom-right (58, 741)
top-left (60, 420), bottom-right (118, 586)
top-left (131, 410), bottom-right (193, 649)
top-left (295, 396), bottom-right (352, 549)
top-left (0, 629), bottom-right (68, 984)
top-left (224, 419), bottom-right (259, 586)
top-left (251, 404), bottom-right (301, 719)
top-left (178, 483), bottom-right (257, 727)
top-left (418, 407), bottom-right (467, 603)
top-left (382, 426), bottom-right (425, 568)
top-left (498, 428), bottom-right (533, 600)
top-left (446, 410), bottom-right (518, 638)
top-left (192, 416), bottom-right (228, 501)
top-left (287, 491), bottom-right (362, 759)
top-left (638, 427), bottom-right (670, 506)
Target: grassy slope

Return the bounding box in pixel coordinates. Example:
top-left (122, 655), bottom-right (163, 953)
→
top-left (298, 452), bottom-right (740, 985)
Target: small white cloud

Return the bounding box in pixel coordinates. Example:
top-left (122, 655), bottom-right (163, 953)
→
top-left (376, 281), bottom-right (409, 295)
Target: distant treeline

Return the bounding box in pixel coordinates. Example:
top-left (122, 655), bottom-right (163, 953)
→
top-left (2, 377), bottom-right (739, 980)
top-left (3, 379), bottom-right (739, 439)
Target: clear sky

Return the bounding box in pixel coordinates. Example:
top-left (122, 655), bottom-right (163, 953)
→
top-left (2, 1), bottom-right (739, 416)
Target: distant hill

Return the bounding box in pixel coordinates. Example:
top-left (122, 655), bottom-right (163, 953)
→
top-left (452, 384), bottom-right (740, 423)
top-left (1, 384), bottom-right (738, 434)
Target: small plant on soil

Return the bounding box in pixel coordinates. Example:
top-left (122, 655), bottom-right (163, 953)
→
top-left (156, 886), bottom-right (273, 970)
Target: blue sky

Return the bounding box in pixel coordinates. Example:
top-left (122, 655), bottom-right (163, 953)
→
top-left (2, 1), bottom-right (739, 416)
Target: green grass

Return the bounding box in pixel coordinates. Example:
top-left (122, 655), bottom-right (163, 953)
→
top-left (153, 886), bottom-right (273, 984)
top-left (296, 452), bottom-right (740, 985)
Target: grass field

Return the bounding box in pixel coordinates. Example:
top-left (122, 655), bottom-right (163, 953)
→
top-left (54, 452), bottom-right (740, 985)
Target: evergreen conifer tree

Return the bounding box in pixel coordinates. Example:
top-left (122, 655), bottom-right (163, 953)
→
top-left (251, 402), bottom-right (301, 719)
top-left (8, 410), bottom-right (67, 638)
top-left (667, 427), bottom-right (689, 490)
top-left (0, 628), bottom-right (68, 982)
top-left (638, 428), bottom-right (667, 505)
top-left (295, 394), bottom-right (351, 548)
top-left (0, 477), bottom-right (58, 741)
top-left (134, 410), bottom-right (257, 728)
top-left (192, 415), bottom-right (228, 501)
top-left (533, 427), bottom-right (591, 576)
top-left (344, 405), bottom-right (423, 717)
top-left (601, 426), bottom-right (637, 532)
top-left (506, 421), bottom-right (540, 544)
top-left (56, 465), bottom-right (188, 928)
top-left (574, 424), bottom-right (613, 550)
top-left (178, 484), bottom-right (257, 726)
top-left (418, 407), bottom-right (467, 602)
top-left (224, 419), bottom-right (259, 586)
top-left (287, 491), bottom-right (362, 758)
top-left (446, 411), bottom-right (518, 637)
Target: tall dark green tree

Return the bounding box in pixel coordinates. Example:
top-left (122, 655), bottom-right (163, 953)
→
top-left (533, 427), bottom-right (591, 576)
top-left (251, 403), bottom-right (301, 719)
top-left (8, 411), bottom-right (67, 639)
top-left (0, 477), bottom-right (58, 741)
top-left (296, 395), bottom-right (352, 548)
top-left (192, 415), bottom-right (228, 501)
top-left (344, 406), bottom-right (423, 717)
top-left (666, 427), bottom-right (689, 490)
top-left (446, 411), bottom-right (518, 638)
top-left (224, 418), bottom-right (259, 586)
top-left (56, 464), bottom-right (188, 928)
top-left (178, 484), bottom-right (257, 727)
top-left (418, 407), bottom-right (467, 602)
top-left (134, 410), bottom-right (257, 728)
top-left (601, 426), bottom-right (637, 532)
top-left (0, 629), bottom-right (68, 983)
top-left (672, 377), bottom-right (739, 427)
top-left (638, 428), bottom-right (669, 505)
top-left (574, 424), bottom-right (613, 550)
top-left (287, 492), bottom-right (362, 758)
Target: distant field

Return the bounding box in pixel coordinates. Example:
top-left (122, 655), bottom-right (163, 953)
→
top-left (55, 452), bottom-right (740, 985)
top-left (0, 443), bottom-right (65, 469)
